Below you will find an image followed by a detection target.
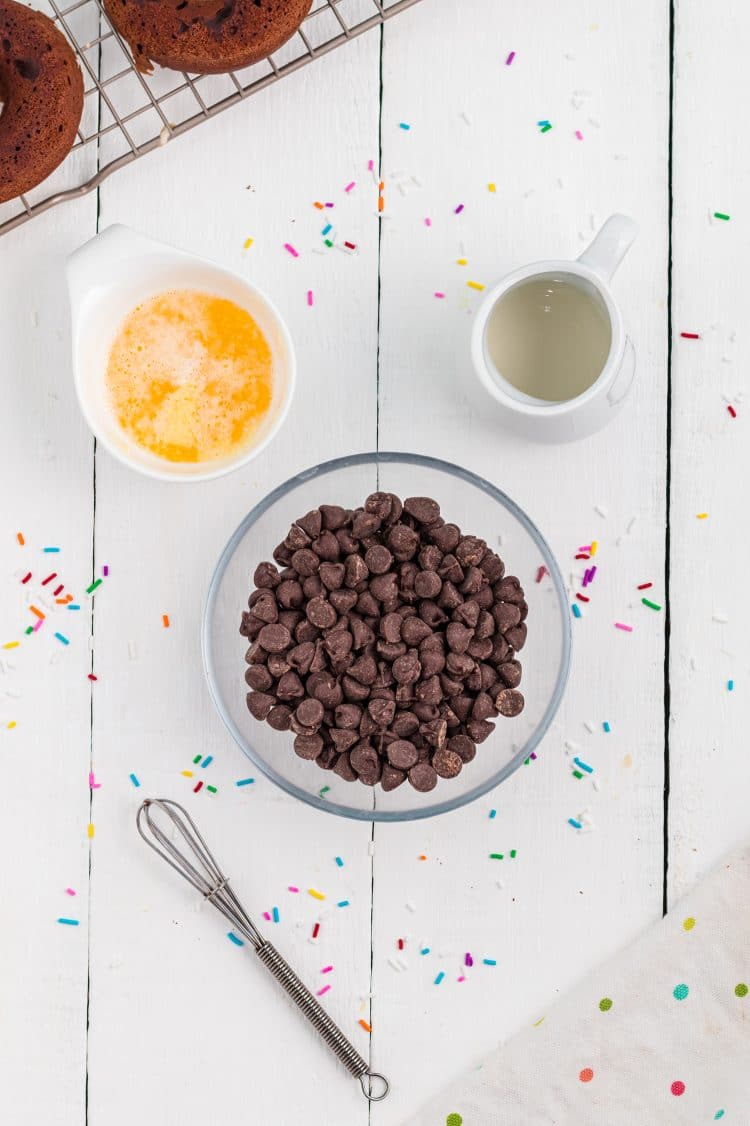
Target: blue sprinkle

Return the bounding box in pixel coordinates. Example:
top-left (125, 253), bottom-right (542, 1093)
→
top-left (536, 119), bottom-right (550, 126)
top-left (129, 773), bottom-right (140, 788)
top-left (66, 604), bottom-right (81, 611)
top-left (488, 809), bottom-right (497, 819)
top-left (57, 918), bottom-right (79, 926)
top-left (200, 755), bottom-right (213, 769)
top-left (272, 906), bottom-right (280, 924)
top-left (399, 122), bottom-right (411, 130)
top-left (573, 757), bottom-right (593, 774)
top-left (54, 632), bottom-right (69, 645)
top-left (572, 603), bottom-right (582, 619)
top-left (568, 818), bottom-right (582, 830)
top-left (482, 958), bottom-right (497, 966)
top-left (43, 547), bottom-right (60, 553)
top-left (235, 778), bottom-right (255, 787)
top-left (322, 223), bottom-right (332, 236)
top-left (434, 971), bottom-right (445, 984)
top-left (420, 947), bottom-right (430, 955)
top-left (728, 680), bottom-right (734, 691)
top-left (227, 932), bottom-right (244, 946)
top-left (337, 900), bottom-right (350, 908)
top-left (603, 721), bottom-right (611, 733)
top-left (335, 856), bottom-right (344, 867)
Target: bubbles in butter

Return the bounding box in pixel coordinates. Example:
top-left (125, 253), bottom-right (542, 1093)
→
top-left (105, 290), bottom-right (273, 463)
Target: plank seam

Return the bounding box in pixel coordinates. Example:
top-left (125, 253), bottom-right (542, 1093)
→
top-left (663, 0), bottom-right (675, 918)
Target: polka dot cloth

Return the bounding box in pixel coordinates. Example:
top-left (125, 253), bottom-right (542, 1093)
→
top-left (416, 845), bottom-right (750, 1126)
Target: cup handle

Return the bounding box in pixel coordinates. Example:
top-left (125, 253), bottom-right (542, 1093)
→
top-left (577, 214), bottom-right (638, 282)
top-left (66, 224), bottom-right (166, 319)
top-left (607, 337), bottom-right (636, 406)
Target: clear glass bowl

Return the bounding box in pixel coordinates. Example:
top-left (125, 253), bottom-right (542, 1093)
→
top-left (202, 452), bottom-right (571, 821)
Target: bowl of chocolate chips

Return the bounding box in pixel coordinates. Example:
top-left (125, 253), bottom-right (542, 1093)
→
top-left (202, 452), bottom-right (571, 821)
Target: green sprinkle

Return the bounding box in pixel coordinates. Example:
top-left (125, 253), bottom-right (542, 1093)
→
top-left (489, 852), bottom-right (504, 860)
top-left (599, 997), bottom-right (613, 1012)
top-left (509, 849), bottom-right (517, 858)
top-left (324, 239), bottom-right (334, 248)
top-left (206, 785), bottom-right (217, 794)
top-left (642, 598), bottom-right (662, 611)
top-left (319, 785), bottom-right (330, 797)
top-left (572, 770), bottom-right (584, 779)
top-left (193, 754), bottom-right (202, 764)
top-left (85, 578), bottom-right (103, 594)
top-left (540, 123), bottom-right (552, 133)
top-left (24, 626), bottom-right (33, 635)
top-left (714, 212), bottom-right (730, 221)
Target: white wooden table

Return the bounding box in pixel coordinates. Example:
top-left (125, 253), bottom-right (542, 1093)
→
top-left (1, 1), bottom-right (745, 1121)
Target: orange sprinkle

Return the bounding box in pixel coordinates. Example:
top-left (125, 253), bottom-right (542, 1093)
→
top-left (162, 614), bottom-right (170, 628)
top-left (30, 606), bottom-right (45, 620)
top-left (378, 196), bottom-right (384, 212)
top-left (418, 854), bottom-right (427, 861)
top-left (16, 532), bottom-right (24, 546)
top-left (313, 201), bottom-right (324, 209)
top-left (358, 1019), bottom-right (372, 1032)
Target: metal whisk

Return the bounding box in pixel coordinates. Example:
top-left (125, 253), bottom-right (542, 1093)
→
top-left (136, 798), bottom-right (389, 1102)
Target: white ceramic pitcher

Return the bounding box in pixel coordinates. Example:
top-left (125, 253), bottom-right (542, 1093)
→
top-left (66, 224), bottom-right (296, 481)
top-left (471, 214), bottom-right (638, 442)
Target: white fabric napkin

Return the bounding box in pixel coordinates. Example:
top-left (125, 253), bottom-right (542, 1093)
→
top-left (406, 847), bottom-right (750, 1125)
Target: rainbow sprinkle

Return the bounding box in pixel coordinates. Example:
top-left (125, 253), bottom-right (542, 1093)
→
top-left (283, 243), bottom-right (299, 258)
top-left (57, 918), bottom-right (79, 926)
top-left (236, 778), bottom-right (255, 787)
top-left (434, 972), bottom-right (445, 985)
top-left (227, 932), bottom-right (244, 946)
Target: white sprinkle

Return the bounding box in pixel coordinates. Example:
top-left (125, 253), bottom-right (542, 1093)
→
top-left (107, 954), bottom-right (124, 969)
top-left (411, 175), bottom-right (423, 188)
top-left (583, 721), bottom-right (595, 734)
top-left (387, 958), bottom-right (401, 972)
top-left (4, 688), bottom-right (21, 699)
top-left (405, 901), bottom-right (416, 913)
top-left (31, 310), bottom-right (39, 328)
top-left (592, 777), bottom-right (601, 792)
top-left (159, 125), bottom-right (171, 146)
top-left (574, 88), bottom-right (593, 97)
top-left (128, 640), bottom-right (137, 660)
top-left (459, 110), bottom-right (472, 126)
top-left (712, 613), bottom-right (729, 624)
top-left (497, 535), bottom-right (503, 547)
top-left (626, 515), bottom-right (638, 534)
top-left (496, 880), bottom-right (505, 890)
top-left (557, 177), bottom-right (565, 189)
top-left (523, 189), bottom-right (535, 200)
top-left (689, 656), bottom-right (697, 671)
top-left (368, 841), bottom-right (375, 856)
top-left (587, 117), bottom-right (601, 128)
top-left (594, 504), bottom-right (607, 518)
top-left (396, 957), bottom-right (409, 970)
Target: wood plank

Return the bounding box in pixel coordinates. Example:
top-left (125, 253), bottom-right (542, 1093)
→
top-left (668, 1), bottom-right (750, 900)
top-left (0, 0), bottom-right (99, 1111)
top-left (372, 0), bottom-right (669, 1119)
top-left (86, 33), bottom-right (382, 1125)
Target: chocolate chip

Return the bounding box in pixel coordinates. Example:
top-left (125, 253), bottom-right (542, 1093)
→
top-left (455, 536), bottom-right (486, 567)
top-left (245, 665), bottom-right (273, 691)
top-left (454, 600), bottom-right (480, 628)
top-left (479, 551), bottom-right (505, 582)
top-left (493, 602), bottom-right (521, 632)
top-left (302, 575), bottom-right (323, 600)
top-left (333, 751), bottom-right (358, 781)
top-left (258, 624), bottom-right (292, 653)
top-left (466, 718), bottom-right (494, 743)
top-left (308, 673), bottom-right (342, 708)
top-left (267, 653), bottom-right (291, 678)
top-left (471, 692), bottom-right (497, 721)
top-left (467, 637), bottom-right (493, 661)
top-left (387, 739), bottom-right (419, 769)
top-left (323, 631), bottom-right (353, 663)
top-left (306, 597), bottom-right (337, 629)
top-left (387, 523), bottom-right (420, 561)
top-left (336, 528), bottom-right (359, 554)
top-left (420, 647), bottom-right (446, 676)
top-left (392, 710), bottom-right (419, 737)
top-left (432, 748), bottom-right (462, 778)
top-left (407, 762), bottom-right (438, 791)
top-left (277, 579), bottom-right (304, 609)
top-left (329, 588), bottom-right (358, 613)
top-left (416, 674), bottom-right (442, 706)
top-left (350, 740), bottom-right (381, 784)
top-left (296, 698), bottom-right (324, 728)
top-left (393, 650), bottom-right (421, 685)
top-left (254, 562), bottom-right (280, 589)
top-left (294, 733), bottom-right (323, 759)
top-left (496, 660), bottom-right (522, 688)
top-left (448, 734), bottom-right (476, 763)
top-left (291, 548), bottom-right (320, 576)
top-left (296, 509), bottom-right (322, 539)
top-left (246, 691), bottom-right (275, 719)
top-left (316, 746), bottom-right (338, 770)
top-left (365, 544), bottom-right (393, 574)
top-left (264, 705), bottom-right (290, 731)
top-left (495, 689), bottom-right (525, 717)
top-left (368, 697), bottom-right (396, 727)
top-left (311, 531), bottom-right (340, 561)
top-left (401, 615), bottom-right (433, 645)
top-left (446, 621), bottom-right (473, 653)
top-left (286, 523), bottom-right (311, 550)
top-left (418, 545), bottom-right (443, 571)
top-left (342, 675), bottom-right (371, 702)
top-left (276, 671), bottom-right (304, 700)
top-left (414, 570), bottom-right (442, 599)
top-left (330, 728), bottom-right (359, 753)
top-left (505, 624), bottom-right (527, 651)
top-left (381, 764), bottom-right (406, 791)
top-left (404, 496), bottom-right (441, 524)
top-left (344, 554), bottom-right (369, 588)
top-left (320, 504), bottom-right (349, 530)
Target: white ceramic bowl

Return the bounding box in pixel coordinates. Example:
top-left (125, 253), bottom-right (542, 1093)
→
top-left (66, 224), bottom-right (295, 482)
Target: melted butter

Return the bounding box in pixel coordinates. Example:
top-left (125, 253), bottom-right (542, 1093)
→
top-left (105, 289), bottom-right (273, 463)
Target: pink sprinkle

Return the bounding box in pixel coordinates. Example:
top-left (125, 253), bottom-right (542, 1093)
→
top-left (424, 217), bottom-right (432, 226)
top-left (103, 565), bottom-right (109, 576)
top-left (464, 952), bottom-right (473, 967)
top-left (89, 771), bottom-right (101, 790)
top-left (263, 911), bottom-right (271, 921)
top-left (344, 181), bottom-right (356, 193)
top-left (288, 885), bottom-right (299, 893)
top-left (505, 50), bottom-right (515, 65)
top-left (530, 751), bottom-right (538, 760)
top-left (454, 204), bottom-right (464, 215)
top-left (575, 130), bottom-right (584, 141)
top-left (457, 975), bottom-right (466, 982)
top-left (578, 545), bottom-right (592, 553)
top-left (321, 965), bottom-right (333, 974)
top-left (589, 565), bottom-right (597, 582)
top-left (65, 888), bottom-right (76, 896)
top-left (307, 290), bottom-right (314, 307)
top-left (283, 243), bottom-right (299, 258)
top-left (434, 291), bottom-right (446, 299)
top-left (316, 984), bottom-right (331, 997)
top-left (615, 622), bottom-right (633, 632)
top-left (33, 619), bottom-right (43, 632)
top-left (535, 565), bottom-right (547, 583)
top-left (325, 202), bottom-right (334, 208)
top-left (367, 159), bottom-right (374, 171)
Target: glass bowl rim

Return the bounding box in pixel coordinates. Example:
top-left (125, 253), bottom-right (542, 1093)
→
top-left (201, 450), bottom-right (572, 822)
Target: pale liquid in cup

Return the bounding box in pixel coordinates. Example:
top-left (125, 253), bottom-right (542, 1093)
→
top-left (485, 274), bottom-right (611, 402)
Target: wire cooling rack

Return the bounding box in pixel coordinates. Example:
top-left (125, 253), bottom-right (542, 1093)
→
top-left (0, 0), bottom-right (422, 236)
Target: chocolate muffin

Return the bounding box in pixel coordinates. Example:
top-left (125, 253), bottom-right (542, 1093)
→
top-left (104, 0), bottom-right (312, 75)
top-left (0, 0), bottom-right (84, 204)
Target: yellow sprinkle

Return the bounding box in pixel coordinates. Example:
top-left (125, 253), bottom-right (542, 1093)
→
top-left (181, 770), bottom-right (194, 778)
top-left (488, 182), bottom-right (496, 192)
top-left (7, 721), bottom-right (16, 730)
top-left (467, 281), bottom-right (485, 291)
top-left (589, 540), bottom-right (598, 556)
top-left (696, 513), bottom-right (708, 519)
top-left (2, 641), bottom-right (19, 649)
top-left (243, 237), bottom-right (254, 250)
top-left (87, 823), bottom-right (95, 839)
top-left (683, 916), bottom-right (696, 931)
top-left (308, 888), bottom-right (325, 901)
top-left (533, 1016), bottom-right (546, 1027)
top-left (456, 258), bottom-right (468, 266)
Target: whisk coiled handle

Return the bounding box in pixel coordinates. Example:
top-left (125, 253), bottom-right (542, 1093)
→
top-left (255, 941), bottom-right (388, 1102)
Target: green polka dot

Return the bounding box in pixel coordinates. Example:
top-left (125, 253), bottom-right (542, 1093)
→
top-left (683, 916), bottom-right (696, 931)
top-left (673, 983), bottom-right (689, 1001)
top-left (598, 997), bottom-right (613, 1011)
top-left (446, 1116), bottom-right (463, 1126)
top-left (714, 1111), bottom-right (725, 1120)
top-left (735, 983), bottom-right (748, 998)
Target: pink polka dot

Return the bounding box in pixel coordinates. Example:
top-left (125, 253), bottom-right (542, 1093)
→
top-left (579, 1068), bottom-right (594, 1083)
top-left (671, 1081), bottom-right (686, 1097)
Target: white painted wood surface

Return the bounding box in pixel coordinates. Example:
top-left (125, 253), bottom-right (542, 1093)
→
top-left (1, 0), bottom-right (743, 1121)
